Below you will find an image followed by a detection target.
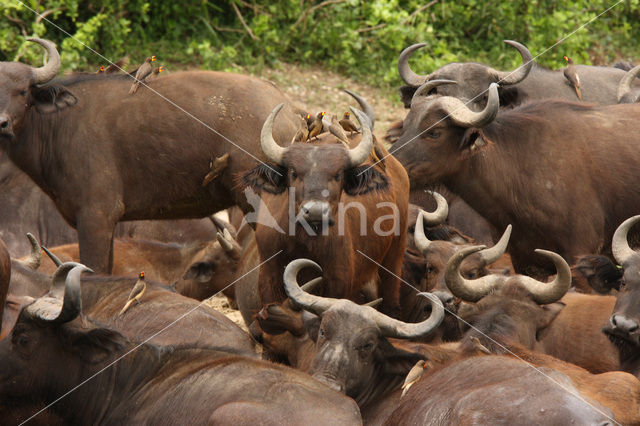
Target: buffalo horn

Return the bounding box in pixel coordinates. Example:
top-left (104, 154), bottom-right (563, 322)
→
top-left (437, 82), bottom-right (499, 128)
top-left (478, 224), bottom-right (512, 265)
top-left (27, 38), bottom-right (61, 84)
top-left (491, 40), bottom-right (534, 85)
top-left (410, 80), bottom-right (457, 106)
top-left (516, 249), bottom-right (572, 304)
top-left (347, 107), bottom-right (374, 167)
top-left (617, 65), bottom-right (640, 103)
top-left (260, 103), bottom-right (288, 165)
top-left (25, 263), bottom-right (92, 324)
top-left (421, 191), bottom-right (449, 226)
top-left (344, 89), bottom-right (375, 129)
top-left (21, 233), bottom-right (42, 270)
top-left (42, 245), bottom-right (63, 267)
top-left (283, 259), bottom-right (335, 316)
top-left (370, 292), bottom-right (444, 339)
top-left (398, 43), bottom-right (429, 87)
top-left (445, 245), bottom-right (504, 302)
top-left (612, 215), bottom-right (640, 265)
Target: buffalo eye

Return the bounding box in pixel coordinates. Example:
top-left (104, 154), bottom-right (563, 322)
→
top-left (465, 271), bottom-right (478, 279)
top-left (290, 170), bottom-right (298, 180)
top-left (426, 130), bottom-right (441, 139)
top-left (19, 89), bottom-right (27, 97)
top-left (408, 226), bottom-right (415, 234)
top-left (357, 342), bottom-right (374, 359)
top-left (425, 266), bottom-right (435, 275)
top-left (333, 173), bottom-right (341, 181)
top-left (318, 328), bottom-right (326, 339)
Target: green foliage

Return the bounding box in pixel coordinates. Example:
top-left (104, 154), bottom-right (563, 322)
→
top-left (1, 0), bottom-right (640, 89)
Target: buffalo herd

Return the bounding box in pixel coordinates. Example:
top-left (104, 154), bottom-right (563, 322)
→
top-left (1, 36), bottom-right (640, 424)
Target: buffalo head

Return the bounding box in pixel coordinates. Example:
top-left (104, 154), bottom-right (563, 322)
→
top-left (398, 40), bottom-right (533, 109)
top-left (282, 258), bottom-right (443, 404)
top-left (243, 100), bottom-right (387, 233)
top-left (0, 38), bottom-right (75, 140)
top-left (391, 81), bottom-right (500, 188)
top-left (603, 216), bottom-right (640, 355)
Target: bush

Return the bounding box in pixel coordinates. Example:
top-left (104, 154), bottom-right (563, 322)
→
top-left (2, 0), bottom-right (639, 89)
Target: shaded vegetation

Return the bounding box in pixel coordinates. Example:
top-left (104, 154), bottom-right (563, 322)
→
top-left (1, 0), bottom-right (639, 88)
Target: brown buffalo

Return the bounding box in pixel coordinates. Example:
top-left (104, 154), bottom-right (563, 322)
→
top-left (391, 81), bottom-right (640, 276)
top-left (450, 245), bottom-right (619, 374)
top-left (0, 38), bottom-right (300, 273)
top-left (245, 97), bottom-right (409, 315)
top-left (602, 215), bottom-right (640, 378)
top-left (0, 263), bottom-right (362, 425)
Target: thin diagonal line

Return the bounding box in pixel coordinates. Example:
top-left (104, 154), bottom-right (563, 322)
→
top-left (356, 249), bottom-right (620, 425)
top-left (359, 0), bottom-right (624, 175)
top-left (12, 0), bottom-right (283, 176)
top-left (19, 249), bottom-right (283, 425)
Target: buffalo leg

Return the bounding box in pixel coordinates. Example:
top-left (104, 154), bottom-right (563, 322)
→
top-left (76, 212), bottom-right (118, 274)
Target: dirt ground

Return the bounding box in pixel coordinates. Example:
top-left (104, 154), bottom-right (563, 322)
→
top-left (257, 62), bottom-right (407, 136)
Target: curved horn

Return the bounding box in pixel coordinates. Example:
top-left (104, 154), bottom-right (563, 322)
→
top-left (25, 263), bottom-right (92, 324)
top-left (612, 215), bottom-right (640, 265)
top-left (216, 229), bottom-right (242, 259)
top-left (42, 245), bottom-right (63, 267)
top-left (410, 80), bottom-right (456, 106)
top-left (422, 191), bottom-right (449, 226)
top-left (371, 292), bottom-right (444, 339)
top-left (414, 210), bottom-right (432, 254)
top-left (437, 83), bottom-right (499, 128)
top-left (260, 103), bottom-right (287, 165)
top-left (210, 215), bottom-right (238, 239)
top-left (492, 40), bottom-right (534, 85)
top-left (478, 224), bottom-right (512, 265)
top-left (216, 231), bottom-right (234, 252)
top-left (344, 89), bottom-right (375, 128)
top-left (445, 245), bottom-right (505, 302)
top-left (347, 107), bottom-right (374, 167)
top-left (283, 259), bottom-right (336, 316)
top-left (21, 233), bottom-right (42, 270)
top-left (398, 43), bottom-right (429, 87)
top-left (617, 65), bottom-right (640, 103)
top-left (27, 38), bottom-right (61, 84)
top-left (517, 249), bottom-right (571, 304)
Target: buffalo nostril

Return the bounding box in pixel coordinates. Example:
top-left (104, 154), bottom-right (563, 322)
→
top-left (611, 316), bottom-right (617, 327)
top-left (0, 120), bottom-right (8, 129)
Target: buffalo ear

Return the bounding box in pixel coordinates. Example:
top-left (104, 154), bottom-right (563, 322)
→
top-left (65, 326), bottom-right (127, 364)
top-left (32, 84), bottom-right (77, 114)
top-left (497, 86), bottom-right (522, 108)
top-left (376, 337), bottom-right (424, 376)
top-left (344, 165), bottom-right (389, 196)
top-left (459, 128), bottom-right (489, 153)
top-left (240, 164), bottom-right (287, 194)
top-left (535, 302), bottom-right (566, 341)
top-left (183, 262), bottom-right (214, 283)
top-left (399, 85), bottom-right (418, 109)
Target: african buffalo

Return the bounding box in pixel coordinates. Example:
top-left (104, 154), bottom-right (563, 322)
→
top-left (278, 258), bottom-right (444, 408)
top-left (245, 96), bottom-right (409, 315)
top-left (399, 40), bottom-right (638, 108)
top-left (0, 263), bottom-right (362, 425)
top-left (450, 245), bottom-right (619, 374)
top-left (602, 215), bottom-right (640, 378)
top-left (0, 38), bottom-right (300, 273)
top-left (391, 81), bottom-right (640, 276)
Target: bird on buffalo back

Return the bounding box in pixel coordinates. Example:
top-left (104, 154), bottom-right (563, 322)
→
top-left (339, 111), bottom-right (359, 134)
top-left (329, 114), bottom-right (350, 146)
top-left (307, 111), bottom-right (325, 141)
top-left (128, 56), bottom-right (157, 95)
top-left (147, 66), bottom-right (164, 82)
top-left (563, 56), bottom-right (582, 100)
top-left (119, 271), bottom-right (147, 315)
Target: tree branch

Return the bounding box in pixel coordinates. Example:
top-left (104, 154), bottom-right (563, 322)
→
top-left (231, 1), bottom-right (259, 41)
top-left (293, 0), bottom-right (346, 28)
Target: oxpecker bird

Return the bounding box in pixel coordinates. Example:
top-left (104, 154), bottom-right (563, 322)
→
top-left (339, 111), bottom-right (359, 134)
top-left (119, 272), bottom-right (147, 315)
top-left (563, 56), bottom-right (582, 100)
top-left (401, 360), bottom-right (427, 397)
top-left (307, 111), bottom-right (325, 141)
top-left (329, 114), bottom-right (350, 146)
top-left (128, 56), bottom-right (156, 95)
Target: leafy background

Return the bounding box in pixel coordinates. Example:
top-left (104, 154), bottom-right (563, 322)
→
top-left (1, 0), bottom-right (639, 91)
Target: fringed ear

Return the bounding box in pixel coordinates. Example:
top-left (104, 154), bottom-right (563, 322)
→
top-left (32, 84), bottom-right (77, 114)
top-left (239, 164), bottom-right (288, 194)
top-left (376, 337), bottom-right (425, 376)
top-left (344, 165), bottom-right (389, 196)
top-left (62, 325), bottom-right (127, 364)
top-left (460, 128), bottom-right (489, 154)
top-left (399, 85), bottom-right (418, 109)
top-left (497, 85), bottom-right (523, 109)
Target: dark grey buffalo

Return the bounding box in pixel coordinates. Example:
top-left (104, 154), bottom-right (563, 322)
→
top-left (399, 40), bottom-right (638, 109)
top-left (0, 38), bottom-right (299, 273)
